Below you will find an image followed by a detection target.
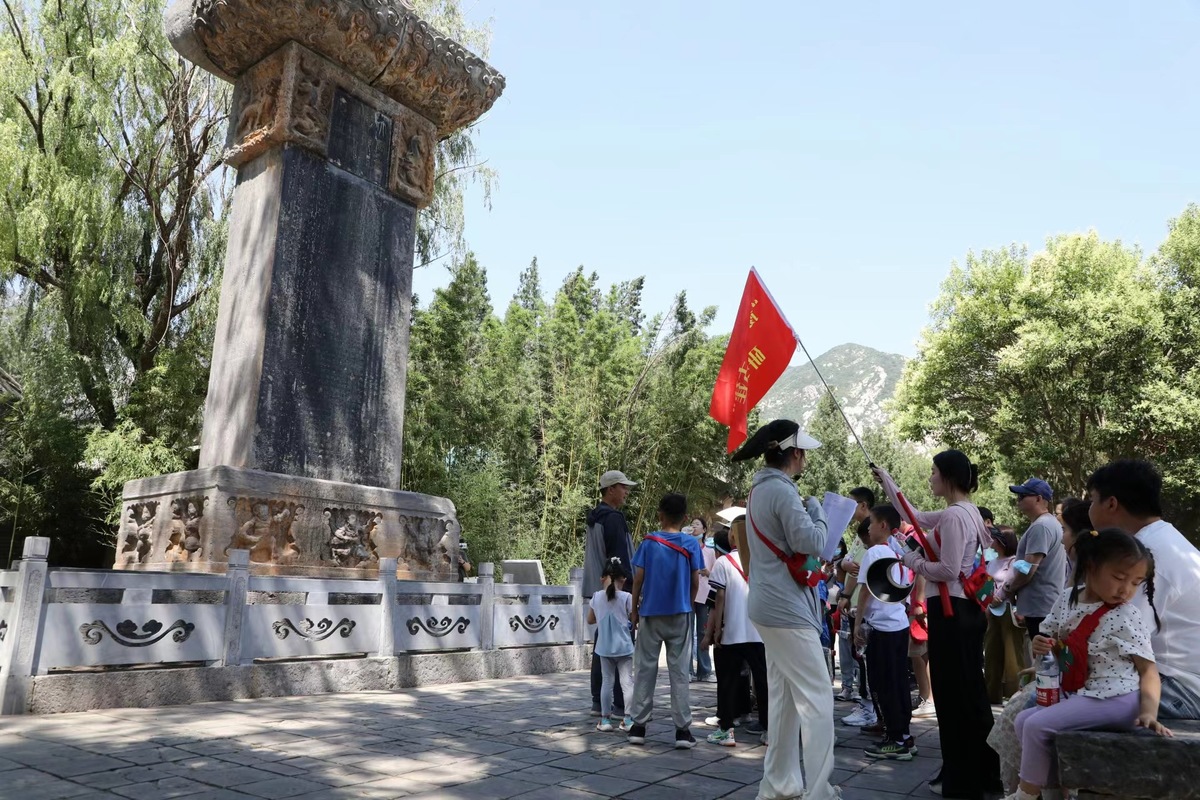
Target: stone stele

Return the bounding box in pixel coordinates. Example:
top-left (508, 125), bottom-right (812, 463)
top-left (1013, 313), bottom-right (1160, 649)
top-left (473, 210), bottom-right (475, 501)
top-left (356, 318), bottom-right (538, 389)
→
top-left (116, 0), bottom-right (504, 578)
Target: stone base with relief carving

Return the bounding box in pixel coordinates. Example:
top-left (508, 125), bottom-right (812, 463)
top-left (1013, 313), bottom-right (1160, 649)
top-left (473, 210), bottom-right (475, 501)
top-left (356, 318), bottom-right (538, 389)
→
top-left (116, 466), bottom-right (459, 580)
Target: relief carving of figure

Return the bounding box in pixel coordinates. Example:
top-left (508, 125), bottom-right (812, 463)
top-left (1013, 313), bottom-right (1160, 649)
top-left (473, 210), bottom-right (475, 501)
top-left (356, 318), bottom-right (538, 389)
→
top-left (119, 502), bottom-right (158, 566)
top-left (237, 80), bottom-right (280, 140)
top-left (227, 499), bottom-right (301, 563)
top-left (290, 59), bottom-right (332, 143)
top-left (398, 514), bottom-right (445, 572)
top-left (164, 497), bottom-right (206, 563)
top-left (397, 129), bottom-right (431, 195)
top-left (326, 509), bottom-right (380, 568)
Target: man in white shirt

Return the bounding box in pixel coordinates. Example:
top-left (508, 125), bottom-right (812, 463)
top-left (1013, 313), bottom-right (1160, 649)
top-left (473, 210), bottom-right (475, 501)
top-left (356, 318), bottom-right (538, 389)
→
top-left (1088, 459), bottom-right (1200, 719)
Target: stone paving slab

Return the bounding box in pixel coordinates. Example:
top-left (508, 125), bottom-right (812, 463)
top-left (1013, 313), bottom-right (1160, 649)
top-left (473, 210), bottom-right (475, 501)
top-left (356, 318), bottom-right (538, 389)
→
top-left (0, 670), bottom-right (946, 799)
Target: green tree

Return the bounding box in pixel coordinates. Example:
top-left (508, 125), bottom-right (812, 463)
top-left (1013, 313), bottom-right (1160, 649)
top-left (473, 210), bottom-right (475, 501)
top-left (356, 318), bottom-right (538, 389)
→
top-left (401, 259), bottom-right (755, 583)
top-left (895, 234), bottom-right (1162, 494)
top-left (894, 225), bottom-right (1200, 538)
top-left (803, 391), bottom-right (856, 496)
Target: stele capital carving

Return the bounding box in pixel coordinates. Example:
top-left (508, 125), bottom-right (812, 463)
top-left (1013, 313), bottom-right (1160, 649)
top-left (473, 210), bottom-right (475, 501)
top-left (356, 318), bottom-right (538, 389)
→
top-left (225, 43), bottom-right (437, 206)
top-left (167, 0), bottom-right (504, 136)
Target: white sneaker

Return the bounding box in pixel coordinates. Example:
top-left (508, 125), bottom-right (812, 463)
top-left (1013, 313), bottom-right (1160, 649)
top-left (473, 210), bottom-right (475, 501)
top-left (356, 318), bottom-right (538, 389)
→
top-left (841, 706), bottom-right (877, 727)
top-left (913, 698), bottom-right (936, 718)
top-left (704, 715), bottom-right (720, 727)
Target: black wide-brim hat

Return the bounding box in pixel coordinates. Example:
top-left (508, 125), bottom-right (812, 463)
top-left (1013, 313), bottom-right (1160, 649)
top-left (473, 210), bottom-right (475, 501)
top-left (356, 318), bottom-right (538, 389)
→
top-left (731, 419), bottom-right (822, 462)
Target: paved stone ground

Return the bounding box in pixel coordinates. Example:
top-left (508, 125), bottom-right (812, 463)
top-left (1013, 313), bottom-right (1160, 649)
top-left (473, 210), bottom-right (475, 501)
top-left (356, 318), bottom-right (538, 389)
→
top-left (0, 671), bottom-right (944, 800)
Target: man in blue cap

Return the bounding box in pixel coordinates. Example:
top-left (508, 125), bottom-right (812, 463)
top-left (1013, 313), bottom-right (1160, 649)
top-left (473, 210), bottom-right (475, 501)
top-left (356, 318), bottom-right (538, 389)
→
top-left (996, 478), bottom-right (1066, 640)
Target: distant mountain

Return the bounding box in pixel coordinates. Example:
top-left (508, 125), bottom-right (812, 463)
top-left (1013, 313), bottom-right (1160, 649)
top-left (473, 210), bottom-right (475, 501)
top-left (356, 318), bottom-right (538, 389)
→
top-left (759, 344), bottom-right (907, 431)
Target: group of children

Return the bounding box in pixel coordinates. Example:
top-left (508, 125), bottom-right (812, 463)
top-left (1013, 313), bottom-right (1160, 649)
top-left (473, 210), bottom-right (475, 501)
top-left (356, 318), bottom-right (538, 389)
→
top-left (586, 476), bottom-right (1178, 800)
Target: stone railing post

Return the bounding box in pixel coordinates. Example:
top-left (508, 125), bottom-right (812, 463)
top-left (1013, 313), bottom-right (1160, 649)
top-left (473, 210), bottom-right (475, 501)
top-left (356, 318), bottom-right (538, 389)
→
top-left (219, 549), bottom-right (249, 667)
top-left (0, 537), bottom-right (50, 714)
top-left (478, 562), bottom-right (495, 652)
top-left (569, 567), bottom-right (585, 647)
top-left (377, 558), bottom-right (397, 657)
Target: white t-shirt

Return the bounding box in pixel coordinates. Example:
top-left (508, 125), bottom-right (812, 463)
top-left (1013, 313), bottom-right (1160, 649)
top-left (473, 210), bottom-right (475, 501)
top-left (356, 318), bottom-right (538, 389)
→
top-left (1042, 588), bottom-right (1155, 699)
top-left (1132, 520), bottom-right (1200, 698)
top-left (858, 544), bottom-right (911, 633)
top-left (708, 551), bottom-right (762, 645)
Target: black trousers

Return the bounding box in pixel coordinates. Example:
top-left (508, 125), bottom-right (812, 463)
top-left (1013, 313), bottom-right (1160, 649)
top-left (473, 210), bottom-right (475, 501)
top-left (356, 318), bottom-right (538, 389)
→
top-left (591, 648), bottom-right (625, 712)
top-left (866, 627), bottom-right (911, 741)
top-left (1023, 615), bottom-right (1045, 640)
top-left (737, 667), bottom-right (754, 717)
top-left (851, 614), bottom-right (870, 700)
top-left (715, 641), bottom-right (768, 730)
top-left (927, 596), bottom-right (1001, 800)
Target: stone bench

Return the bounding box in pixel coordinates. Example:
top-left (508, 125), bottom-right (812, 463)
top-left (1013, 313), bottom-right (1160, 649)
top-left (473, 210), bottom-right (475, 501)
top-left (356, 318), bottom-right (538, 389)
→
top-left (1057, 719), bottom-right (1200, 799)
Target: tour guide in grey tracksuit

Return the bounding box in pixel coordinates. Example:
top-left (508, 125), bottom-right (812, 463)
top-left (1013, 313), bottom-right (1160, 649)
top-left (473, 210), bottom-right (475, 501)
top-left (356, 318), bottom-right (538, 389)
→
top-left (735, 419), bottom-right (840, 800)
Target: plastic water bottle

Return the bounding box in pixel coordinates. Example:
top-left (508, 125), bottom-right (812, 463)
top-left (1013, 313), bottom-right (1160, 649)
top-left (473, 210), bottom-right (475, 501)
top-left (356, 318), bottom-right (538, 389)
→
top-left (1036, 652), bottom-right (1060, 706)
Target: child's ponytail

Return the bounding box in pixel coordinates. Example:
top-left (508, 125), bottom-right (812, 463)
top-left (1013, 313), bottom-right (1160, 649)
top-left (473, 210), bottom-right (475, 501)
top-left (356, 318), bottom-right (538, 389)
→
top-left (603, 557), bottom-right (625, 601)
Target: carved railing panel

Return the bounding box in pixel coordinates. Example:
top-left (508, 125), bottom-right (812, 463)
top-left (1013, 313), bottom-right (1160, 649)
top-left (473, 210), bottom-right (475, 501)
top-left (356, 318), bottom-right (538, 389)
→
top-left (395, 604), bottom-right (479, 651)
top-left (242, 604), bottom-right (378, 659)
top-left (38, 604), bottom-right (223, 673)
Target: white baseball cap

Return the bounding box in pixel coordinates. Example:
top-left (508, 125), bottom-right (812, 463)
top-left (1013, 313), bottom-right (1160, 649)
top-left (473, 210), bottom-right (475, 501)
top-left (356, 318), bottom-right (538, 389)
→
top-left (599, 470), bottom-right (638, 489)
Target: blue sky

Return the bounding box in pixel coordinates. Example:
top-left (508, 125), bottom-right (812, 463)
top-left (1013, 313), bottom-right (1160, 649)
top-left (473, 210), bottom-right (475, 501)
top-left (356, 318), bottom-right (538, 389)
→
top-left (412, 0), bottom-right (1200, 359)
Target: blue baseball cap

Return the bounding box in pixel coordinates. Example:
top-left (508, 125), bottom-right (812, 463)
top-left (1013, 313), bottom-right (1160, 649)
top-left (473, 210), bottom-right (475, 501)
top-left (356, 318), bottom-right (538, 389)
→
top-left (1009, 478), bottom-right (1053, 502)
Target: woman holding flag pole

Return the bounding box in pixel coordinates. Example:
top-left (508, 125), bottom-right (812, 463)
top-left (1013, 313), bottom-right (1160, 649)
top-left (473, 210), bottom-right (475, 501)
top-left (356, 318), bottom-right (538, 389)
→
top-left (734, 420), bottom-right (840, 800)
top-left (873, 458), bottom-right (1002, 799)
top-left (711, 270), bottom-right (841, 800)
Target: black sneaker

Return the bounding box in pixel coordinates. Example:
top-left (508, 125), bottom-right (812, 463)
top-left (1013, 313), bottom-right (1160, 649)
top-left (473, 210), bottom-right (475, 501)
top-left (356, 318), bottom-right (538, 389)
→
top-left (864, 739), bottom-right (914, 761)
top-left (674, 728), bottom-right (696, 749)
top-left (590, 703), bottom-right (602, 717)
top-left (627, 723), bottom-right (646, 745)
top-left (743, 720), bottom-right (766, 735)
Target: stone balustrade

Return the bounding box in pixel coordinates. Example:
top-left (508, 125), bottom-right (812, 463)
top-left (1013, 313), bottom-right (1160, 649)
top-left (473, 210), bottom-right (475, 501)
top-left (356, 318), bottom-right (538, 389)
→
top-left (0, 537), bottom-right (585, 714)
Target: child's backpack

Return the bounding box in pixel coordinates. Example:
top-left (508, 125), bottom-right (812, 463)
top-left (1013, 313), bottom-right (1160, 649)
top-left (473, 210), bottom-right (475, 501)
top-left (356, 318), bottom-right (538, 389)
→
top-left (595, 598), bottom-right (634, 658)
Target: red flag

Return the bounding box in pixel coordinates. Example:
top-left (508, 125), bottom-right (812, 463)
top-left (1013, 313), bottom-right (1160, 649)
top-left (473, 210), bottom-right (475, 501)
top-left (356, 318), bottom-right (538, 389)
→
top-left (709, 269), bottom-right (798, 452)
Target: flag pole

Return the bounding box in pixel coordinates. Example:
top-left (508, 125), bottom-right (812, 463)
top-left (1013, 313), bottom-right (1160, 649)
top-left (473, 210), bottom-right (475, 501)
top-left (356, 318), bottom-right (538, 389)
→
top-left (791, 332), bottom-right (874, 467)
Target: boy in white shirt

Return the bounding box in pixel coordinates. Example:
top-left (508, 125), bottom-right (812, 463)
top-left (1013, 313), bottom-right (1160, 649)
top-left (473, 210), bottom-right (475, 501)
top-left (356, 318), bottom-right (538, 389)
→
top-left (702, 519), bottom-right (769, 746)
top-left (856, 505), bottom-right (919, 760)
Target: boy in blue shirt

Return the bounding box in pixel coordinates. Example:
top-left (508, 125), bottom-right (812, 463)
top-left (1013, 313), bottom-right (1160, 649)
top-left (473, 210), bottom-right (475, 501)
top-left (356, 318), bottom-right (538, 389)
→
top-left (627, 493), bottom-right (705, 749)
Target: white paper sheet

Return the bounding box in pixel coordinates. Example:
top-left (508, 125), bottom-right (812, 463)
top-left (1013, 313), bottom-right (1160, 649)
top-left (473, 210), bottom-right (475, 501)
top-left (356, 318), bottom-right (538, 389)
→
top-left (820, 492), bottom-right (859, 561)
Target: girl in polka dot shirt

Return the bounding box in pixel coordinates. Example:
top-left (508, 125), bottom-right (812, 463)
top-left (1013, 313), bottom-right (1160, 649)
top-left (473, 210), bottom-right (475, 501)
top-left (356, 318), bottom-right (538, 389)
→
top-left (1005, 528), bottom-right (1172, 800)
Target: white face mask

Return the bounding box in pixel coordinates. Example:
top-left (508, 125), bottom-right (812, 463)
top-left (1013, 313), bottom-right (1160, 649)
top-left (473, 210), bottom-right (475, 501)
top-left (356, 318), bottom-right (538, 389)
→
top-left (984, 547), bottom-right (999, 562)
top-left (705, 537), bottom-right (715, 548)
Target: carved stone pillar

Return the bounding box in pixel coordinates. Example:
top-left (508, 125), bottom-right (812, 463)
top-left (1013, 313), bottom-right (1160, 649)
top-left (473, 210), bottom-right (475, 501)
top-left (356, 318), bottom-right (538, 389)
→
top-left (116, 0), bottom-right (504, 578)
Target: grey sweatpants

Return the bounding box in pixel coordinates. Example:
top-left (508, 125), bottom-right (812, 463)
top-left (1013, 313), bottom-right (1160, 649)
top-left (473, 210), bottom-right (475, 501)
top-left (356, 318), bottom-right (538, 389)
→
top-left (629, 612), bottom-right (693, 730)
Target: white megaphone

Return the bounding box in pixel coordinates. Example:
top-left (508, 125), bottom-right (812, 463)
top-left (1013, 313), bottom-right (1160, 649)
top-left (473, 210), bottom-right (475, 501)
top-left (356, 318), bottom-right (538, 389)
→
top-left (865, 556), bottom-right (916, 604)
